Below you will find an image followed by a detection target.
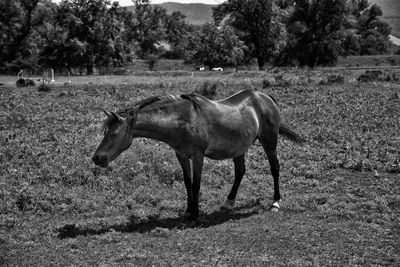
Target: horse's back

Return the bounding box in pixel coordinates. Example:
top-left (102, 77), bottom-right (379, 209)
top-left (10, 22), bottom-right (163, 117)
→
top-left (186, 90), bottom-right (279, 159)
top-left (218, 90), bottom-right (280, 122)
top-left (217, 90), bottom-right (276, 107)
top-left (215, 89), bottom-right (281, 146)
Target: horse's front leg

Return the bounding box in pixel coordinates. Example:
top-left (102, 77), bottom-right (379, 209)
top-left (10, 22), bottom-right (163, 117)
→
top-left (175, 152), bottom-right (192, 216)
top-left (190, 151), bottom-right (204, 220)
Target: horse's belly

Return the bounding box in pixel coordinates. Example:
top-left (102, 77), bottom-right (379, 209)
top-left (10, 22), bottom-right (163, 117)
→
top-left (205, 146), bottom-right (246, 160)
top-left (200, 103), bottom-right (259, 159)
top-left (204, 134), bottom-right (255, 160)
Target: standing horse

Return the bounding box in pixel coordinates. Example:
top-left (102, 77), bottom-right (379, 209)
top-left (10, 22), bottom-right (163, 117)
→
top-left (92, 90), bottom-right (304, 220)
top-left (211, 67), bottom-right (223, 72)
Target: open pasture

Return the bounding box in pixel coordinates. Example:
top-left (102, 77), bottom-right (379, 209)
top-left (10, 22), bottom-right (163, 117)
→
top-left (1, 69), bottom-right (399, 265)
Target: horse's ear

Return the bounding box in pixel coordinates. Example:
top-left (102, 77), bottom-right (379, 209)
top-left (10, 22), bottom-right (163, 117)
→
top-left (110, 111), bottom-right (124, 122)
top-left (103, 110), bottom-right (111, 117)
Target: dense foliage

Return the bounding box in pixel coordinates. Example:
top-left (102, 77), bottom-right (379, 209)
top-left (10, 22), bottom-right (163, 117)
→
top-left (0, 0), bottom-right (47, 72)
top-left (277, 0), bottom-right (347, 67)
top-left (0, 0), bottom-right (395, 71)
top-left (124, 0), bottom-right (166, 59)
top-left (213, 0), bottom-right (287, 70)
top-left (184, 23), bottom-right (246, 69)
top-left (39, 0), bottom-right (129, 74)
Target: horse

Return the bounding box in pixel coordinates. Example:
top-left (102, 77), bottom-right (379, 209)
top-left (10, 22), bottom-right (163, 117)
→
top-left (92, 90), bottom-right (304, 220)
top-left (211, 67), bottom-right (223, 72)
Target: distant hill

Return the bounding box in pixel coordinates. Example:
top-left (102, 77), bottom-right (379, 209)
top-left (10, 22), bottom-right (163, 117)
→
top-left (125, 2), bottom-right (215, 25)
top-left (159, 2), bottom-right (215, 25)
top-left (369, 0), bottom-right (400, 38)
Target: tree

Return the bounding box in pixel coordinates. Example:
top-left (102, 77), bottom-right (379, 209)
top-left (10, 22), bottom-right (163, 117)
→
top-left (91, 2), bottom-right (131, 71)
top-left (39, 0), bottom-right (129, 74)
top-left (340, 32), bottom-right (361, 56)
top-left (124, 0), bottom-right (166, 59)
top-left (213, 0), bottom-right (287, 70)
top-left (185, 23), bottom-right (246, 69)
top-left (347, 0), bottom-right (369, 16)
top-left (0, 0), bottom-right (48, 72)
top-left (277, 0), bottom-right (347, 67)
top-left (162, 11), bottom-right (190, 59)
top-left (339, 0), bottom-right (392, 56)
top-left (357, 4), bottom-right (391, 55)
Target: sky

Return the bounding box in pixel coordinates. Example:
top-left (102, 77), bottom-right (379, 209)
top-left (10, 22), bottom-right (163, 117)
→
top-left (52, 0), bottom-right (224, 6)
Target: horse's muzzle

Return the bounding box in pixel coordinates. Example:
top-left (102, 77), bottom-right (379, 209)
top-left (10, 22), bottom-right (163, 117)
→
top-left (92, 154), bottom-right (108, 168)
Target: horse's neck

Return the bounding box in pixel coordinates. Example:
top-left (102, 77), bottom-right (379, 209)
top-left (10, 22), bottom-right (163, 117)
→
top-left (131, 110), bottom-right (181, 143)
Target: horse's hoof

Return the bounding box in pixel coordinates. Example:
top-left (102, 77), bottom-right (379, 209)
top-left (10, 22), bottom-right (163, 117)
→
top-left (220, 199), bottom-right (235, 212)
top-left (270, 207), bottom-right (279, 212)
top-left (270, 202), bottom-right (280, 212)
top-left (184, 210), bottom-right (204, 221)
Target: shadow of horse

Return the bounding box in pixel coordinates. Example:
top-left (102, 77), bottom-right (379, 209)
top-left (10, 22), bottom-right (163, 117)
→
top-left (58, 201), bottom-right (265, 239)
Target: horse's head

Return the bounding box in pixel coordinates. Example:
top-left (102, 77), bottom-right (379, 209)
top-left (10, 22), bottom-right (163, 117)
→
top-left (92, 111), bottom-right (133, 168)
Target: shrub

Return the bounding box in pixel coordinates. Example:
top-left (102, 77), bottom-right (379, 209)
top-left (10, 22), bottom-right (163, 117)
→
top-left (319, 74), bottom-right (345, 85)
top-left (357, 70), bottom-right (398, 82)
top-left (195, 80), bottom-right (218, 99)
top-left (274, 75), bottom-right (291, 87)
top-left (262, 78), bottom-right (271, 88)
top-left (37, 82), bottom-right (52, 92)
top-left (357, 70), bottom-right (383, 82)
top-left (16, 78), bottom-right (35, 87)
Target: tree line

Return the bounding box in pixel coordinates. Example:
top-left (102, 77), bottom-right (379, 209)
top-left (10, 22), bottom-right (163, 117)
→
top-left (0, 0), bottom-right (394, 74)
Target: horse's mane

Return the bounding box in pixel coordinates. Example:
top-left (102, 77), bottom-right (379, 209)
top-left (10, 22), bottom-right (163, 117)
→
top-left (103, 95), bottom-right (184, 128)
top-left (113, 95), bottom-right (176, 118)
top-left (180, 93), bottom-right (203, 110)
top-left (136, 93), bottom-right (205, 111)
top-left (103, 94), bottom-right (204, 130)
top-left (129, 94), bottom-right (203, 115)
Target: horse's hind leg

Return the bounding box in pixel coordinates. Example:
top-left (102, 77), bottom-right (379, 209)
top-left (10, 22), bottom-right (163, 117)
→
top-left (259, 135), bottom-right (281, 212)
top-left (220, 154), bottom-right (245, 211)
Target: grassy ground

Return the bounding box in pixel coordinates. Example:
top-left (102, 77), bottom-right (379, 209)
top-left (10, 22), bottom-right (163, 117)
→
top-left (1, 68), bottom-right (399, 266)
top-left (2, 54), bottom-right (399, 82)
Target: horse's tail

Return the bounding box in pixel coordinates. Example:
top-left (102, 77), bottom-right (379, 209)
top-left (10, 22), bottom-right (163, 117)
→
top-left (279, 124), bottom-right (305, 144)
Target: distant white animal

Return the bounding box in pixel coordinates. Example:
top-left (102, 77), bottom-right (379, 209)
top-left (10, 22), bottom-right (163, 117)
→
top-left (38, 78), bottom-right (49, 84)
top-left (212, 67), bottom-right (223, 72)
top-left (199, 67), bottom-right (205, 71)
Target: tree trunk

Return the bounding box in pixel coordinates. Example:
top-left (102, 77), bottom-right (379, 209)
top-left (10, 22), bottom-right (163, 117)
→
top-left (257, 57), bottom-right (265, 70)
top-left (86, 63), bottom-right (94, 75)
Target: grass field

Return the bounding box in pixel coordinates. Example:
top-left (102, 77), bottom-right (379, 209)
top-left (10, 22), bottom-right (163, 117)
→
top-left (1, 68), bottom-right (399, 266)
